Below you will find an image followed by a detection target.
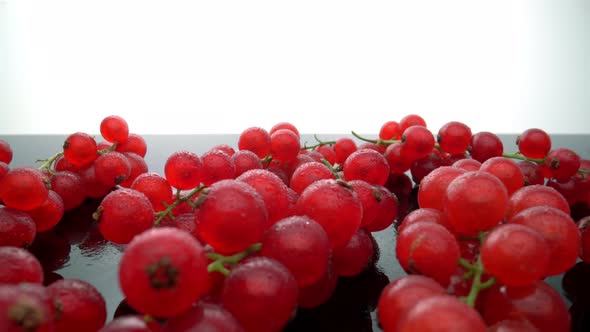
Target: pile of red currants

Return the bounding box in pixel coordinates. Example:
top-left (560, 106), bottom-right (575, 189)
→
top-left (0, 114), bottom-right (588, 331)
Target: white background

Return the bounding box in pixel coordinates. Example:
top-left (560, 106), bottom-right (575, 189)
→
top-left (1, 0), bottom-right (589, 135)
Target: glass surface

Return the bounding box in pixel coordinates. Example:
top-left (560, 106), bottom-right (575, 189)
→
top-left (2, 134), bottom-right (589, 331)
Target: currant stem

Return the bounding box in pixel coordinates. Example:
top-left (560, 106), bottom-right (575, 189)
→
top-left (462, 255), bottom-right (494, 307)
top-left (37, 151), bottom-right (64, 173)
top-left (153, 184), bottom-right (207, 226)
top-left (206, 242), bottom-right (262, 276)
top-left (301, 135), bottom-right (337, 150)
top-left (350, 131), bottom-right (399, 146)
top-left (461, 232), bottom-right (495, 307)
top-left (260, 155), bottom-right (273, 165)
top-left (321, 158), bottom-right (340, 179)
top-left (501, 152), bottom-right (546, 165)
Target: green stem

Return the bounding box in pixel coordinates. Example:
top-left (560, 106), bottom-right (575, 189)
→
top-left (502, 152), bottom-right (546, 165)
top-left (206, 242), bottom-right (262, 276)
top-left (578, 168), bottom-right (590, 177)
top-left (153, 184), bottom-right (207, 226)
top-left (301, 134), bottom-right (337, 150)
top-left (461, 232), bottom-right (495, 307)
top-left (321, 158), bottom-right (340, 179)
top-left (37, 151), bottom-right (64, 173)
top-left (350, 131), bottom-right (399, 146)
top-left (97, 141), bottom-right (118, 155)
top-left (260, 154), bottom-right (273, 165)
top-left (462, 255), bottom-right (495, 307)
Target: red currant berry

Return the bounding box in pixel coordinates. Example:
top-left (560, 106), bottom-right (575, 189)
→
top-left (221, 257), bottom-right (298, 332)
top-left (401, 125), bottom-right (435, 162)
top-left (400, 114), bottom-right (427, 132)
top-left (517, 128), bottom-right (551, 159)
top-left (260, 215), bottom-right (330, 287)
top-left (47, 279), bottom-right (107, 332)
top-left (437, 121), bottom-right (472, 155)
top-left (296, 179), bottom-right (362, 249)
top-left (26, 190), bottom-right (65, 232)
top-left (197, 179), bottom-right (269, 253)
top-left (269, 129), bottom-right (300, 163)
top-left (343, 149), bottom-right (390, 186)
top-left (0, 246), bottom-right (44, 284)
top-left (0, 139), bottom-right (13, 164)
top-left (231, 150), bottom-right (263, 177)
top-left (162, 301), bottom-right (243, 332)
top-left (96, 189), bottom-right (155, 244)
top-left (201, 149), bottom-right (236, 186)
top-left (506, 185), bottom-right (570, 220)
top-left (481, 224), bottom-right (549, 286)
top-left (417, 166), bottom-right (466, 211)
top-left (396, 222), bottom-right (460, 286)
top-left (384, 143), bottom-right (412, 175)
top-left (444, 171), bottom-right (508, 236)
top-left (100, 115), bottom-right (129, 144)
top-left (378, 275), bottom-right (446, 332)
top-left (333, 138), bottom-right (357, 164)
top-left (517, 160), bottom-right (545, 186)
top-left (0, 206), bottom-right (36, 247)
top-left (469, 131), bottom-right (503, 163)
top-left (131, 173), bottom-right (174, 212)
top-left (544, 148), bottom-right (581, 181)
top-left (50, 171), bottom-right (87, 210)
top-left (238, 127), bottom-right (271, 159)
top-left (509, 206), bottom-right (579, 276)
top-left (314, 144), bottom-right (337, 165)
top-left (119, 152), bottom-right (148, 188)
top-left (0, 167), bottom-right (49, 211)
top-left (379, 121), bottom-right (402, 140)
top-left (94, 151), bottom-right (132, 186)
top-left (119, 227), bottom-right (209, 317)
top-left (270, 122), bottom-right (300, 138)
top-left (164, 151), bottom-right (203, 190)
top-left (116, 133), bottom-right (147, 158)
top-left (63, 132), bottom-right (98, 167)
top-left (398, 295), bottom-right (486, 332)
top-left (332, 228), bottom-right (373, 276)
top-left (480, 156), bottom-right (524, 195)
top-left (236, 169), bottom-right (290, 225)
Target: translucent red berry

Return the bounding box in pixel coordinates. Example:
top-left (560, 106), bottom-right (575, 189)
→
top-left (0, 139), bottom-right (13, 164)
top-left (222, 257), bottom-right (298, 332)
top-left (238, 127), bottom-right (271, 159)
top-left (197, 180), bottom-right (269, 253)
top-left (116, 133), bottom-right (147, 158)
top-left (517, 128), bottom-right (551, 159)
top-left (379, 121), bottom-right (402, 140)
top-left (296, 179), bottom-right (362, 249)
top-left (437, 121), bottom-right (472, 155)
top-left (343, 149), bottom-right (390, 186)
top-left (164, 151), bottom-right (203, 190)
top-left (469, 131), bottom-right (503, 163)
top-left (400, 114), bottom-right (427, 132)
top-left (63, 132), bottom-right (98, 167)
top-left (100, 115), bottom-right (129, 143)
top-left (96, 189), bottom-right (155, 244)
top-left (0, 246), bottom-right (44, 284)
top-left (119, 227), bottom-right (210, 317)
top-left (0, 167), bottom-right (49, 211)
top-left (46, 279), bottom-right (107, 332)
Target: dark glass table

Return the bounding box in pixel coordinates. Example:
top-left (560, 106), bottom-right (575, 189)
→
top-left (3, 133), bottom-right (590, 331)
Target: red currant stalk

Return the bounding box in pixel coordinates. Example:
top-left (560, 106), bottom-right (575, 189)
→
top-left (320, 158), bottom-right (342, 179)
top-left (206, 242), bottom-right (262, 276)
top-left (351, 131), bottom-right (399, 147)
top-left (153, 184), bottom-right (207, 226)
top-left (300, 134), bottom-right (337, 150)
top-left (458, 233), bottom-right (496, 307)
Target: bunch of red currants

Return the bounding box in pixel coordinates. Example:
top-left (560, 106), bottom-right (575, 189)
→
top-left (0, 114), bottom-right (588, 331)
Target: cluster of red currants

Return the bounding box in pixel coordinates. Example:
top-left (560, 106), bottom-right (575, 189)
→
top-left (373, 116), bottom-right (587, 331)
top-left (0, 113), bottom-right (588, 331)
top-left (0, 116), bottom-right (149, 331)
